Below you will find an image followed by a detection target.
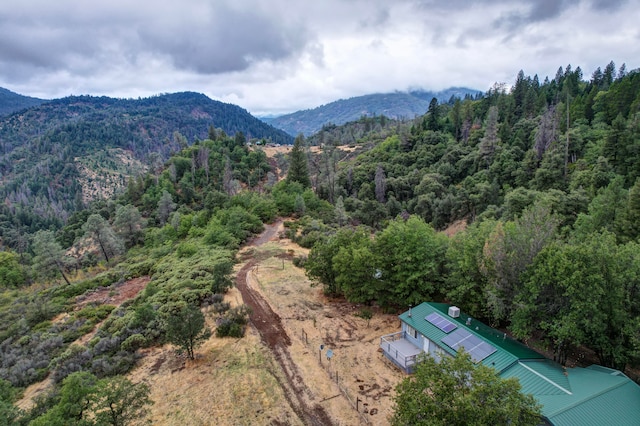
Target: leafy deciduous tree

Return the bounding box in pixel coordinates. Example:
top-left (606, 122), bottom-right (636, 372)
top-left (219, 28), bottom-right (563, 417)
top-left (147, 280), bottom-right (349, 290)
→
top-left (373, 216), bottom-right (448, 307)
top-left (113, 204), bottom-right (146, 248)
top-left (392, 351), bottom-right (541, 426)
top-left (157, 190), bottom-right (176, 226)
top-left (305, 227), bottom-right (368, 296)
top-left (445, 219), bottom-right (497, 318)
top-left (29, 372), bottom-right (152, 426)
top-left (514, 232), bottom-right (640, 369)
top-left (82, 214), bottom-right (123, 263)
top-left (482, 202), bottom-right (559, 322)
top-left (164, 304), bottom-right (211, 360)
top-left (91, 375), bottom-right (152, 426)
top-left (0, 250), bottom-right (25, 288)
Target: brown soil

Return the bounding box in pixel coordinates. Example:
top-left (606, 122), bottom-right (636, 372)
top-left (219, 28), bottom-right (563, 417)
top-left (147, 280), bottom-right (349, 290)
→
top-left (235, 221), bottom-right (404, 425)
top-left (441, 218), bottom-right (467, 237)
top-left (75, 276), bottom-right (150, 308)
top-left (236, 219), bottom-right (333, 426)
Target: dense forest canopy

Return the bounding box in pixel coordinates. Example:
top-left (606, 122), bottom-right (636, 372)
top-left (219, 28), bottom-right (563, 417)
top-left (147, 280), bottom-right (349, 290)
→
top-left (298, 61), bottom-right (640, 373)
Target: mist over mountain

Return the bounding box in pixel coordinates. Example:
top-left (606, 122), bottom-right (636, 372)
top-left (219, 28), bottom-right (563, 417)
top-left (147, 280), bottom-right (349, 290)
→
top-left (265, 87), bottom-right (480, 136)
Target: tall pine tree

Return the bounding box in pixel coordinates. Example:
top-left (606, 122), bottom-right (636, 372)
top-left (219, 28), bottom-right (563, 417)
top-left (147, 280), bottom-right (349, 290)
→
top-left (286, 134), bottom-right (311, 188)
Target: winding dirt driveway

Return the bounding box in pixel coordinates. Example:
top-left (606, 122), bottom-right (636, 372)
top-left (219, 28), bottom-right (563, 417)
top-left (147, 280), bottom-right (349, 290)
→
top-left (236, 219), bottom-right (335, 426)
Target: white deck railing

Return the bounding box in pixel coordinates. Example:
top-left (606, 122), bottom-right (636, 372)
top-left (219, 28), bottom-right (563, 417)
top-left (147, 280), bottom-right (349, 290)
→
top-left (380, 331), bottom-right (420, 372)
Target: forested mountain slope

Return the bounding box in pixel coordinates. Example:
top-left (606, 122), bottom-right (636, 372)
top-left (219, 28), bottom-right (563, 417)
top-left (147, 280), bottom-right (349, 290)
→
top-left (306, 63), bottom-right (640, 232)
top-left (0, 92), bottom-right (292, 243)
top-left (266, 87), bottom-right (479, 136)
top-left (0, 87), bottom-right (46, 117)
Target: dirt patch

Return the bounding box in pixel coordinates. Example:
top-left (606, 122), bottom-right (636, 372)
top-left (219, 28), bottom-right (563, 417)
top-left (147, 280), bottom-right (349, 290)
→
top-left (18, 223), bottom-right (404, 425)
top-left (130, 296), bottom-right (303, 426)
top-left (75, 276), bottom-right (150, 308)
top-left (442, 218), bottom-right (467, 237)
top-left (236, 219), bottom-right (335, 425)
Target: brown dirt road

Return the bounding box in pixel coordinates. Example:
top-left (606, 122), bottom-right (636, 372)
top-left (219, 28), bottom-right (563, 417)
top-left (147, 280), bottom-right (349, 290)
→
top-left (236, 219), bottom-right (335, 426)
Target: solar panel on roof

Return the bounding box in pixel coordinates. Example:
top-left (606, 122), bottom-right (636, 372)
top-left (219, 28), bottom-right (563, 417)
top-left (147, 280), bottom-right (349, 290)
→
top-left (441, 322), bottom-right (457, 333)
top-left (425, 312), bottom-right (457, 334)
top-left (441, 328), bottom-right (497, 362)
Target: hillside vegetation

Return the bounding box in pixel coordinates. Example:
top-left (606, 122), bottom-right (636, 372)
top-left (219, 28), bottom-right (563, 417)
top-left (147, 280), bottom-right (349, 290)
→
top-left (0, 92), bottom-right (292, 247)
top-left (0, 87), bottom-right (46, 117)
top-left (1, 60), bottom-right (640, 424)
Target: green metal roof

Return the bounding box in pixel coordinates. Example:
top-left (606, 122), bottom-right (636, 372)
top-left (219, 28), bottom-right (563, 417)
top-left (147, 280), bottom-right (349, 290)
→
top-left (399, 302), bottom-right (543, 373)
top-left (398, 302), bottom-right (640, 426)
top-left (537, 366), bottom-right (640, 426)
top-left (501, 360), bottom-right (572, 396)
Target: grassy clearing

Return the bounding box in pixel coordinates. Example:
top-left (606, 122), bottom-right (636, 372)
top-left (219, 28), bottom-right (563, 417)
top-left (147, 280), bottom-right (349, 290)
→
top-left (244, 238), bottom-right (404, 426)
top-left (130, 287), bottom-right (302, 426)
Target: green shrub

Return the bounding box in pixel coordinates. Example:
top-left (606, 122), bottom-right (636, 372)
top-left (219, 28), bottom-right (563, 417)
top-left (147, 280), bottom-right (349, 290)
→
top-left (215, 320), bottom-right (244, 338)
top-left (25, 297), bottom-right (62, 327)
top-left (215, 305), bottom-right (251, 338)
top-left (176, 242), bottom-right (198, 258)
top-left (355, 307), bottom-right (373, 326)
top-left (76, 305), bottom-right (115, 321)
top-left (297, 230), bottom-right (325, 248)
top-left (292, 256), bottom-right (306, 268)
top-left (180, 289), bottom-right (212, 306)
top-left (149, 243), bottom-right (172, 259)
top-left (203, 225), bottom-right (239, 249)
top-left (48, 271), bottom-right (119, 300)
top-left (121, 334), bottom-right (147, 352)
top-left (126, 259), bottom-right (155, 276)
top-left (32, 320), bottom-right (53, 332)
top-left (129, 303), bottom-right (156, 329)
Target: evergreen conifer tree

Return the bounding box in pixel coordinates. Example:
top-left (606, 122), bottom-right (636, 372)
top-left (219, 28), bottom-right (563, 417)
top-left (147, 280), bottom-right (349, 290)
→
top-left (286, 134), bottom-right (311, 188)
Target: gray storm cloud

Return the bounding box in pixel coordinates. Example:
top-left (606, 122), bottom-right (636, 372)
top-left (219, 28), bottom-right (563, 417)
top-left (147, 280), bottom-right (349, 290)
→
top-left (0, 2), bottom-right (311, 78)
top-left (136, 3), bottom-right (310, 74)
top-left (0, 0), bottom-right (636, 113)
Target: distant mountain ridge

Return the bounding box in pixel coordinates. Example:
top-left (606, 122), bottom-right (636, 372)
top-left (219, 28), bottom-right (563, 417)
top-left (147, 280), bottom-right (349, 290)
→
top-left (0, 87), bottom-right (47, 116)
top-left (265, 87), bottom-right (481, 136)
top-left (0, 91), bottom-right (292, 157)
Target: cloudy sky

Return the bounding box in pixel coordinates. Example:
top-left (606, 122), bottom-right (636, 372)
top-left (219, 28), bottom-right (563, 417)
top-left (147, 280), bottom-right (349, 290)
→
top-left (0, 0), bottom-right (638, 116)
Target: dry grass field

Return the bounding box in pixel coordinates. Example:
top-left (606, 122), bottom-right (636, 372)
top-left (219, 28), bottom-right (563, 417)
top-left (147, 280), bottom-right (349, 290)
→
top-left (131, 223), bottom-right (405, 425)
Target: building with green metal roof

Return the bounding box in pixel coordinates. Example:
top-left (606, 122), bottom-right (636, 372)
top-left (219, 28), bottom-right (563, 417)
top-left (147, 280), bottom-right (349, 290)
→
top-left (380, 302), bottom-right (640, 425)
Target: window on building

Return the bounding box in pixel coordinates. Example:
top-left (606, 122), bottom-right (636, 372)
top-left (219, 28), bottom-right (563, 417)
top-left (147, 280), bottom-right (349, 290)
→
top-left (406, 325), bottom-right (418, 339)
